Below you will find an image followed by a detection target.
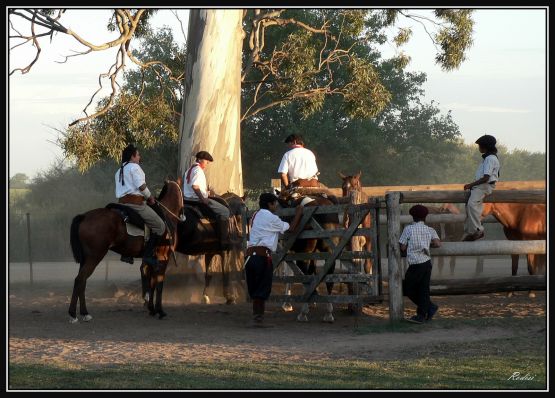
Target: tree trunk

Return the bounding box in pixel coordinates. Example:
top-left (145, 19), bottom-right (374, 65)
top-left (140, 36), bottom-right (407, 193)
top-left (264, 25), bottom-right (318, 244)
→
top-left (178, 9), bottom-right (244, 196)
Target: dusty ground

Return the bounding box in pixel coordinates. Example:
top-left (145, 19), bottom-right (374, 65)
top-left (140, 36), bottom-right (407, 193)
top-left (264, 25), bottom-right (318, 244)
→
top-left (8, 274), bottom-right (546, 367)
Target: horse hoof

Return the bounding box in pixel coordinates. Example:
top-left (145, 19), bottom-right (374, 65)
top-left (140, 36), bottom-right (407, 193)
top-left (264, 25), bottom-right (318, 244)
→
top-left (296, 314), bottom-right (309, 322)
top-left (282, 303), bottom-right (294, 312)
top-left (143, 292), bottom-right (150, 302)
top-left (529, 292), bottom-right (536, 298)
top-left (322, 315), bottom-right (335, 323)
top-left (158, 311), bottom-right (167, 319)
top-left (69, 317), bottom-right (78, 324)
top-left (81, 314), bottom-right (93, 322)
top-left (506, 291), bottom-right (514, 298)
top-left (202, 295), bottom-right (211, 304)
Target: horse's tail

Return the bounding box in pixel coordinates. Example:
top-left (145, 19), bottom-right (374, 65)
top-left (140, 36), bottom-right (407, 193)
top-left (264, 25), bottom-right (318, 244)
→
top-left (70, 214), bottom-right (86, 264)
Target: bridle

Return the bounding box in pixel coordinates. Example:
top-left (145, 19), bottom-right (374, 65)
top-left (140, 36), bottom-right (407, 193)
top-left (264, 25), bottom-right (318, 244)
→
top-left (156, 180), bottom-right (185, 221)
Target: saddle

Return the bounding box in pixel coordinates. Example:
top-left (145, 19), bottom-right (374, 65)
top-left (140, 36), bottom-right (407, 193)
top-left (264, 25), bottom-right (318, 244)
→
top-left (290, 178), bottom-right (321, 188)
top-left (183, 196), bottom-right (230, 222)
top-left (106, 202), bottom-right (170, 235)
top-left (106, 203), bottom-right (145, 230)
top-left (278, 187), bottom-right (342, 208)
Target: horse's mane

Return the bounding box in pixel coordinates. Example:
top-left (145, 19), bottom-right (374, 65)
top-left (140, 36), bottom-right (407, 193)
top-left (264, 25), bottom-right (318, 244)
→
top-left (158, 182), bottom-right (169, 201)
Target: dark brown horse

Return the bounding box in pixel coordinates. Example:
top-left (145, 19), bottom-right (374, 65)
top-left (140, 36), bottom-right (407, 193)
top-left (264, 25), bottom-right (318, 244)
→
top-left (482, 202), bottom-right (546, 297)
top-left (69, 179), bottom-right (184, 323)
top-left (172, 190), bottom-right (246, 305)
top-left (277, 190), bottom-right (341, 322)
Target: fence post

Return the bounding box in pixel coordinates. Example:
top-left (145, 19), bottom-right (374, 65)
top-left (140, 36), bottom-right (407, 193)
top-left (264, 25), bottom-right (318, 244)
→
top-left (105, 260), bottom-right (109, 281)
top-left (26, 212), bottom-right (33, 285)
top-left (386, 192), bottom-right (403, 321)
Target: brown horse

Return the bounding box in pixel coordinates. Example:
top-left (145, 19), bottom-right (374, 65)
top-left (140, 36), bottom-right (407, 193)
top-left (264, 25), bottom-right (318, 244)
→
top-left (339, 172), bottom-right (373, 274)
top-left (277, 190), bottom-right (341, 322)
top-left (482, 202), bottom-right (546, 296)
top-left (69, 179), bottom-right (184, 323)
top-left (173, 190), bottom-right (246, 305)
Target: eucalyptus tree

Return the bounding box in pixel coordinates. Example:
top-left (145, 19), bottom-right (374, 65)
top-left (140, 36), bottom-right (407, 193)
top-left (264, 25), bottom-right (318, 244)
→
top-left (10, 8), bottom-right (474, 194)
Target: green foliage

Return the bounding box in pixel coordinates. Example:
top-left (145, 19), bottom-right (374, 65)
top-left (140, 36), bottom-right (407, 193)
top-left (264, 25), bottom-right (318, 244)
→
top-left (434, 9), bottom-right (474, 71)
top-left (60, 26), bottom-right (185, 171)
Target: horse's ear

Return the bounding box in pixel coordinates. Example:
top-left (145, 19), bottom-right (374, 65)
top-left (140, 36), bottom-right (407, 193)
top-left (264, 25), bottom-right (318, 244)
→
top-left (355, 170), bottom-right (362, 179)
top-left (241, 194), bottom-right (247, 202)
top-left (338, 172), bottom-right (346, 179)
top-left (177, 176), bottom-right (183, 187)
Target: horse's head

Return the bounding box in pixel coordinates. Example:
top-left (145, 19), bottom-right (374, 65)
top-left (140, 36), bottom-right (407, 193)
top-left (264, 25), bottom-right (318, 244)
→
top-left (157, 179), bottom-right (185, 221)
top-left (221, 192), bottom-right (246, 217)
top-left (481, 202), bottom-right (494, 218)
top-left (339, 171), bottom-right (362, 197)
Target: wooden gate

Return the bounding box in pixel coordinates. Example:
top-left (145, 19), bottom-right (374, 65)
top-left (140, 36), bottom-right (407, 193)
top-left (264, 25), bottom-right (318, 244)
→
top-left (243, 199), bottom-right (384, 305)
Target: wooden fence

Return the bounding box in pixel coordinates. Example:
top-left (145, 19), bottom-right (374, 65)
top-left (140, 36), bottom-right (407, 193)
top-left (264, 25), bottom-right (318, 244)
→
top-left (385, 189), bottom-right (547, 321)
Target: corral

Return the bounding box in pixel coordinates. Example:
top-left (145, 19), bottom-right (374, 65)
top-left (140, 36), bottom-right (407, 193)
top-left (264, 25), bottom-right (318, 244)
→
top-left (8, 181), bottom-right (547, 390)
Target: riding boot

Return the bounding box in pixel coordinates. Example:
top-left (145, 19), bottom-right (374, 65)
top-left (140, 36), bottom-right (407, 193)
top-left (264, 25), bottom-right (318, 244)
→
top-left (143, 233), bottom-right (163, 271)
top-left (218, 217), bottom-right (231, 250)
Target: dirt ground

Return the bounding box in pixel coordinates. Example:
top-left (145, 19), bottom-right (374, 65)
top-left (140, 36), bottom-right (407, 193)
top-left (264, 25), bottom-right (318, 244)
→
top-left (8, 271), bottom-right (547, 368)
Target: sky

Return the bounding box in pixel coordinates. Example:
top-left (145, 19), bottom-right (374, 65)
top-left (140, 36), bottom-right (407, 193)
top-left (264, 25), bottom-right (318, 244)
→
top-left (7, 8), bottom-right (547, 180)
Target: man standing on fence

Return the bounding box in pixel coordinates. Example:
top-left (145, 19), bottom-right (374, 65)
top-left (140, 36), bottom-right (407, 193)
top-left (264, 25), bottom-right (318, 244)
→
top-left (399, 204), bottom-right (441, 324)
top-left (462, 134), bottom-right (500, 241)
top-left (245, 193), bottom-right (303, 327)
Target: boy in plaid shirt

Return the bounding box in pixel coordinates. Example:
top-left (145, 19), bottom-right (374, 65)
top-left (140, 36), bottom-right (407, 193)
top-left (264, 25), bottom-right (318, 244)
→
top-left (399, 204), bottom-right (442, 324)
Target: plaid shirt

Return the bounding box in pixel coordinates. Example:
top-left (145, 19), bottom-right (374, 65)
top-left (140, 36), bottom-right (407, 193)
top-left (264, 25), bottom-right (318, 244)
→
top-left (399, 222), bottom-right (440, 265)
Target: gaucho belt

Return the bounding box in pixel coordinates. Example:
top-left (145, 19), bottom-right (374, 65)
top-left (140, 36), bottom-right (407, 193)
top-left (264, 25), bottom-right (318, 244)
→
top-left (118, 194), bottom-right (145, 205)
top-left (245, 245), bottom-right (271, 257)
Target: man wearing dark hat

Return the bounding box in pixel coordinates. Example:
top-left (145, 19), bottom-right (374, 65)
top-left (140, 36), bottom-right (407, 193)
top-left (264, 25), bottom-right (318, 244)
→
top-left (245, 193), bottom-right (303, 327)
top-left (277, 134), bottom-right (320, 189)
top-left (462, 134), bottom-right (500, 241)
top-left (115, 144), bottom-right (166, 269)
top-left (399, 204), bottom-right (441, 324)
top-left (183, 150), bottom-right (231, 248)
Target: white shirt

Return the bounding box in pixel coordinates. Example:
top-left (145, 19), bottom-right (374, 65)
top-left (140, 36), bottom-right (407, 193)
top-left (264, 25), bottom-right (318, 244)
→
top-left (277, 146), bottom-right (319, 182)
top-left (115, 162), bottom-right (146, 198)
top-left (247, 209), bottom-right (290, 252)
top-left (183, 163), bottom-right (208, 199)
top-left (399, 222), bottom-right (440, 265)
top-left (475, 154), bottom-right (500, 183)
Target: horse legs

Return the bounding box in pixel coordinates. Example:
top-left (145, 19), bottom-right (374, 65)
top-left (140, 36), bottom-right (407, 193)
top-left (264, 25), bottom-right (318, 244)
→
top-left (202, 254), bottom-right (213, 304)
top-left (474, 256), bottom-right (483, 276)
top-left (437, 256), bottom-right (445, 277)
top-left (153, 270), bottom-right (167, 319)
top-left (526, 254), bottom-right (546, 298)
top-left (281, 264), bottom-right (294, 312)
top-left (68, 256), bottom-right (102, 323)
top-left (221, 251), bottom-right (237, 305)
top-left (450, 256), bottom-right (457, 276)
top-left (140, 262), bottom-right (151, 306)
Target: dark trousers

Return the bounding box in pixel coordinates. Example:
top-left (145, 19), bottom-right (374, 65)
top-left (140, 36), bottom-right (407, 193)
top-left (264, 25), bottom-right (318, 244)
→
top-left (245, 254), bottom-right (274, 300)
top-left (403, 260), bottom-right (434, 318)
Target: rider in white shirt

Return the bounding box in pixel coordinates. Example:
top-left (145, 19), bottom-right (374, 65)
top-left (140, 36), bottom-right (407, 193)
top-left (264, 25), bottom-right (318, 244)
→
top-left (277, 134), bottom-right (319, 189)
top-left (115, 144), bottom-right (166, 269)
top-left (182, 151), bottom-right (231, 249)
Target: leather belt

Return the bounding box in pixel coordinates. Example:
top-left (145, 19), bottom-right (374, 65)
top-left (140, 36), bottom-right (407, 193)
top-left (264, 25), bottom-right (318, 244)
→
top-left (118, 194), bottom-right (145, 205)
top-left (246, 245), bottom-right (271, 257)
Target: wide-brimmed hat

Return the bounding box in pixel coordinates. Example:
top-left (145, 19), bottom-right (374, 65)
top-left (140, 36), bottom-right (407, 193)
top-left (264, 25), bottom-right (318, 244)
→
top-left (195, 151), bottom-right (214, 161)
top-left (409, 204), bottom-right (429, 219)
